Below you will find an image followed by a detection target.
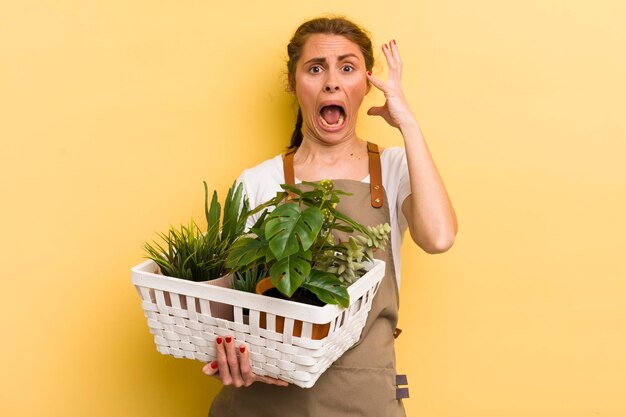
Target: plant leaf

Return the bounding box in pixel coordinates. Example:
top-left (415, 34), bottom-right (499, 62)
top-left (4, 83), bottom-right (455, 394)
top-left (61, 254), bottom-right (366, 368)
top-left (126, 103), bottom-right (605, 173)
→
top-left (222, 181), bottom-right (246, 242)
top-left (265, 204), bottom-right (323, 259)
top-left (205, 181), bottom-right (221, 243)
top-left (269, 251), bottom-right (312, 297)
top-left (226, 236), bottom-right (269, 268)
top-left (302, 269), bottom-right (350, 308)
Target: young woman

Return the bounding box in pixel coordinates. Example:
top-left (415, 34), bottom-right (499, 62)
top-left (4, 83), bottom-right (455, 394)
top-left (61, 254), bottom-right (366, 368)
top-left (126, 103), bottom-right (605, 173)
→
top-left (204, 17), bottom-right (457, 416)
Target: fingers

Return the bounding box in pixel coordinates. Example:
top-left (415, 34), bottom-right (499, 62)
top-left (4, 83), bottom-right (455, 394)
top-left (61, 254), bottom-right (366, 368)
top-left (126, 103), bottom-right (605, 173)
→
top-left (383, 39), bottom-right (403, 72)
top-left (368, 39), bottom-right (403, 93)
top-left (202, 359), bottom-right (219, 376)
top-left (224, 336), bottom-right (246, 387)
top-left (214, 336), bottom-right (234, 385)
top-left (367, 105), bottom-right (385, 117)
top-left (238, 343), bottom-right (287, 387)
top-left (255, 374), bottom-right (289, 387)
top-left (366, 71), bottom-right (386, 93)
top-left (204, 336), bottom-right (290, 388)
top-left (237, 344), bottom-right (256, 387)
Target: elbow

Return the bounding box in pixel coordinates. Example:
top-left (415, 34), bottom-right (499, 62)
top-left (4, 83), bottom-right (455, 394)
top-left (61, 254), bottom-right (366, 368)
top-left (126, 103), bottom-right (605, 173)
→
top-left (423, 234), bottom-right (455, 254)
top-left (425, 235), bottom-right (455, 255)
top-left (412, 229), bottom-right (457, 254)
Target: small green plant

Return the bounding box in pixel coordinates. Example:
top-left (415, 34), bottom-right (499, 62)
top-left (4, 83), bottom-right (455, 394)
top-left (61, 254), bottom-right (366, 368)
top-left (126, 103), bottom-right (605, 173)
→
top-left (232, 264), bottom-right (268, 293)
top-left (226, 180), bottom-right (390, 307)
top-left (314, 223), bottom-right (391, 284)
top-left (144, 181), bottom-right (249, 282)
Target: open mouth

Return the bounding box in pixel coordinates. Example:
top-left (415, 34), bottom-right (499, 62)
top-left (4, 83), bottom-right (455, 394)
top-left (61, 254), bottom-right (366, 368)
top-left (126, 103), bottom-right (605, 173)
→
top-left (319, 105), bottom-right (346, 129)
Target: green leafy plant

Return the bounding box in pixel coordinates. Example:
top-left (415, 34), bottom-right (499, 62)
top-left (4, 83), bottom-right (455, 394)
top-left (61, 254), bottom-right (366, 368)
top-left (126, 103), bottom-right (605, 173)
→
top-left (226, 180), bottom-right (390, 307)
top-left (144, 181), bottom-right (249, 282)
top-left (232, 264), bottom-right (268, 293)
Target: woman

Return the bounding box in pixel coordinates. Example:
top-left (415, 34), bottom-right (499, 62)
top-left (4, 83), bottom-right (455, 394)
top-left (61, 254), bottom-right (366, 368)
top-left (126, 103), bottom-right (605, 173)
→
top-left (203, 17), bottom-right (457, 416)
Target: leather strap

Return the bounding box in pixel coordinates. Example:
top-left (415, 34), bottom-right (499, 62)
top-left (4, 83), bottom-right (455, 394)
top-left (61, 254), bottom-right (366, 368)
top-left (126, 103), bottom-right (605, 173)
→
top-left (367, 142), bottom-right (384, 208)
top-left (282, 149), bottom-right (297, 199)
top-left (282, 142), bottom-right (384, 208)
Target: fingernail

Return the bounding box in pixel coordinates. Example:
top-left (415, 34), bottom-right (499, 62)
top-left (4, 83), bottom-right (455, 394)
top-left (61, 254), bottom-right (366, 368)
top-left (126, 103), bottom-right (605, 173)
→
top-left (210, 361), bottom-right (218, 369)
top-left (367, 71), bottom-right (372, 76)
top-left (239, 345), bottom-right (246, 353)
top-left (384, 44), bottom-right (389, 49)
top-left (225, 336), bottom-right (232, 343)
top-left (216, 337), bottom-right (222, 344)
top-left (392, 39), bottom-right (396, 45)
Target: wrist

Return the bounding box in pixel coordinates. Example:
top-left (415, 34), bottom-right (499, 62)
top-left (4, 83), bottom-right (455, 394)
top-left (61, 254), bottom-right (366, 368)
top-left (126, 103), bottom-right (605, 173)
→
top-left (398, 117), bottom-right (421, 134)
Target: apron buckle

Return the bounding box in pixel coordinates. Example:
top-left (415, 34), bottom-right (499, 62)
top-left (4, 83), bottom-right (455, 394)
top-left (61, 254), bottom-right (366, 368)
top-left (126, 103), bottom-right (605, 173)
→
top-left (396, 374), bottom-right (409, 399)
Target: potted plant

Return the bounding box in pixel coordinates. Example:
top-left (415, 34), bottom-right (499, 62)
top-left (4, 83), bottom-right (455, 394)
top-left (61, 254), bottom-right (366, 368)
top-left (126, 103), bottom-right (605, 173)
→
top-left (131, 179), bottom-right (390, 384)
top-left (142, 181), bottom-right (249, 318)
top-left (226, 179), bottom-right (390, 337)
top-left (143, 180), bottom-right (249, 282)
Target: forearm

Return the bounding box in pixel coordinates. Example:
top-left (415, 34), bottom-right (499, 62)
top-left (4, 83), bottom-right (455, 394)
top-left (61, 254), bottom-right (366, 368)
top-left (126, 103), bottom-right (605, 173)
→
top-left (400, 119), bottom-right (458, 253)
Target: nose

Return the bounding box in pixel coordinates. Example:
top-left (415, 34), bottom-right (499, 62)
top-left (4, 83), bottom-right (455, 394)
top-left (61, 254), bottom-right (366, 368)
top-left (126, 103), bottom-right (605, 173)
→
top-left (324, 75), bottom-right (340, 92)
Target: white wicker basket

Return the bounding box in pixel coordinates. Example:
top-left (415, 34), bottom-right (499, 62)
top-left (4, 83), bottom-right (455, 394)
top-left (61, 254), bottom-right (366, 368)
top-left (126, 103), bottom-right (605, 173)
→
top-left (131, 259), bottom-right (385, 388)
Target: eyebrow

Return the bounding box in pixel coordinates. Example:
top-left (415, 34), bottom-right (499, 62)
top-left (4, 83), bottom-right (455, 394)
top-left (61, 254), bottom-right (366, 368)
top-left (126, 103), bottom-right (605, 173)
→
top-left (303, 53), bottom-right (361, 66)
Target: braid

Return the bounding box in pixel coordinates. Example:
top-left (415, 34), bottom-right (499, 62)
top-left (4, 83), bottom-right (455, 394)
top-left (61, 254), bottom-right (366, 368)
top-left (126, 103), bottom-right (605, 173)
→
top-left (289, 108), bottom-right (303, 149)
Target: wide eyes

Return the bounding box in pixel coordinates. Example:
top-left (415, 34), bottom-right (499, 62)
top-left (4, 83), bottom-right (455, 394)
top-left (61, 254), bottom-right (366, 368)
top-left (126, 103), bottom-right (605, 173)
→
top-left (307, 64), bottom-right (356, 74)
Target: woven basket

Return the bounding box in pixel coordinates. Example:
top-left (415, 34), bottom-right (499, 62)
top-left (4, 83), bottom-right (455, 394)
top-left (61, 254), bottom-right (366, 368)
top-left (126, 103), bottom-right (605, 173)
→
top-left (131, 259), bottom-right (385, 388)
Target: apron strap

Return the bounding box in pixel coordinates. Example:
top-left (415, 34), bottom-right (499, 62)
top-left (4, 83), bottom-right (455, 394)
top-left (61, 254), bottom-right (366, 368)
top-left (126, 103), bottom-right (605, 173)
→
top-left (283, 148), bottom-right (297, 199)
top-left (282, 142), bottom-right (384, 208)
top-left (366, 142), bottom-right (384, 208)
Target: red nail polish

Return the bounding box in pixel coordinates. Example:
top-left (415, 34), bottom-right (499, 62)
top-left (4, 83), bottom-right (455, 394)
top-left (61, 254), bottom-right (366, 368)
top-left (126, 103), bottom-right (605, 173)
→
top-left (225, 336), bottom-right (232, 343)
top-left (216, 337), bottom-right (222, 344)
top-left (392, 39), bottom-right (396, 45)
top-left (239, 345), bottom-right (246, 353)
top-left (367, 71), bottom-right (372, 76)
top-left (210, 361), bottom-right (218, 369)
top-left (384, 44), bottom-right (388, 49)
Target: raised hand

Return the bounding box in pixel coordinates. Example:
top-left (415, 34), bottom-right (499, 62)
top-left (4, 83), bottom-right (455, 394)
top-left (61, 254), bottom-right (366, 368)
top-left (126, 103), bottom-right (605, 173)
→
top-left (366, 40), bottom-right (417, 130)
top-left (202, 336), bottom-right (289, 387)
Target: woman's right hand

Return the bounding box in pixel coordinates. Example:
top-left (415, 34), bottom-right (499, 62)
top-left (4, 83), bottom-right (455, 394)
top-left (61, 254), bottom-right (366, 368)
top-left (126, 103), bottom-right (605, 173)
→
top-left (202, 336), bottom-right (289, 387)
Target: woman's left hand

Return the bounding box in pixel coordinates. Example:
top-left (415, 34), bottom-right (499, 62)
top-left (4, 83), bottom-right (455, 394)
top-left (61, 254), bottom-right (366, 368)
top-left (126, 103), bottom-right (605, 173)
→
top-left (367, 40), bottom-right (416, 130)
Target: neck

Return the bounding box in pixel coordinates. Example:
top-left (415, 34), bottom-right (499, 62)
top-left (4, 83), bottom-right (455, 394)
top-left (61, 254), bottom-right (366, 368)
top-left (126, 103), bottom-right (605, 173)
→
top-left (295, 137), bottom-right (366, 165)
top-left (291, 136), bottom-right (369, 182)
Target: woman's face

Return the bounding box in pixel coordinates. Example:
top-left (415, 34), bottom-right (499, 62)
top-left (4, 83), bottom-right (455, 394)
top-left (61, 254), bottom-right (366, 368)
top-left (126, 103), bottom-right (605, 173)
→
top-left (293, 34), bottom-right (369, 144)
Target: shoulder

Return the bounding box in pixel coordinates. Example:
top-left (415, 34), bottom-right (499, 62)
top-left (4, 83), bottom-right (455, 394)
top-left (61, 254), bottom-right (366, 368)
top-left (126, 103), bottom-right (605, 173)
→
top-left (379, 146), bottom-right (410, 202)
top-left (238, 154), bottom-right (284, 208)
top-left (380, 146), bottom-right (407, 169)
top-left (240, 154), bottom-right (283, 181)
top-left (380, 146), bottom-right (409, 186)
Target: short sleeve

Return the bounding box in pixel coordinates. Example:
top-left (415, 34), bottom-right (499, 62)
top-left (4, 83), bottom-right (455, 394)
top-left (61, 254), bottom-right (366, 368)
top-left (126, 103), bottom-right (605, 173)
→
top-left (235, 154), bottom-right (286, 231)
top-left (380, 147), bottom-right (412, 286)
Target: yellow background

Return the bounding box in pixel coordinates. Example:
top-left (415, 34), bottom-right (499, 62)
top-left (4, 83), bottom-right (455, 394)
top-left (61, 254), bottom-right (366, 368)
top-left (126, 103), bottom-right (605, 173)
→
top-left (1, 1), bottom-right (625, 416)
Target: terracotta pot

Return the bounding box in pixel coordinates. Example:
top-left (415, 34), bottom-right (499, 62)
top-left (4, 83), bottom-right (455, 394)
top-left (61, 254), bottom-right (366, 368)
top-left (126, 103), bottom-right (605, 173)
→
top-left (255, 277), bottom-right (330, 340)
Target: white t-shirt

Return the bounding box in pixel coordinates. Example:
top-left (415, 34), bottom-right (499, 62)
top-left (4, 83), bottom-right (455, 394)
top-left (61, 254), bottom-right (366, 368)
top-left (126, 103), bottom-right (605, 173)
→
top-left (237, 147), bottom-right (411, 286)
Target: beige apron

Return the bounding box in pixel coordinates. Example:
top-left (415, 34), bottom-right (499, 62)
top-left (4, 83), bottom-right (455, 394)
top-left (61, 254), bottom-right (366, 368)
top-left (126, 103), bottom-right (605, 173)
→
top-left (209, 143), bottom-right (407, 416)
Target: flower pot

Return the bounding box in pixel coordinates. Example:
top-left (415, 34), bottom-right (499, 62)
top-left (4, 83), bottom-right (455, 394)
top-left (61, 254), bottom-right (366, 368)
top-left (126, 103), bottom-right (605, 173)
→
top-left (203, 274), bottom-right (235, 321)
top-left (255, 277), bottom-right (330, 340)
top-left (149, 271), bottom-right (234, 321)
